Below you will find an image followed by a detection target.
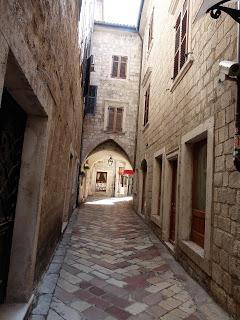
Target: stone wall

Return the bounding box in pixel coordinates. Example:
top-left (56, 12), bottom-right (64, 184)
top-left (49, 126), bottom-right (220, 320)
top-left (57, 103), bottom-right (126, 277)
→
top-left (0, 0), bottom-right (88, 303)
top-left (134, 0), bottom-right (240, 318)
top-left (81, 23), bottom-right (142, 166)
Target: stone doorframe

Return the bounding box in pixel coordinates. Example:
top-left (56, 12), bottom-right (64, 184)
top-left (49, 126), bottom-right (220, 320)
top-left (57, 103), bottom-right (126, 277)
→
top-left (62, 146), bottom-right (75, 226)
top-left (162, 149), bottom-right (179, 248)
top-left (151, 148), bottom-right (166, 228)
top-left (0, 45), bottom-right (52, 303)
top-left (138, 159), bottom-right (148, 217)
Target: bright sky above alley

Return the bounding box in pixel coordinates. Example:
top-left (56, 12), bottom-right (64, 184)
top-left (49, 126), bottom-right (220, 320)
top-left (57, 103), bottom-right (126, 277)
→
top-left (104, 0), bottom-right (142, 26)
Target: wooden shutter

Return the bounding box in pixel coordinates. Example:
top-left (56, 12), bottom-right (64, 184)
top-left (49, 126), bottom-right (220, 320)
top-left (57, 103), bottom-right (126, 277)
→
top-left (85, 86), bottom-right (97, 114)
top-left (115, 108), bottom-right (123, 132)
top-left (83, 56), bottom-right (92, 97)
top-left (144, 87), bottom-right (150, 126)
top-left (107, 107), bottom-right (114, 131)
top-left (191, 139), bottom-right (207, 248)
top-left (173, 13), bottom-right (181, 79)
top-left (112, 56), bottom-right (119, 77)
top-left (180, 3), bottom-right (188, 69)
top-left (120, 57), bottom-right (127, 79)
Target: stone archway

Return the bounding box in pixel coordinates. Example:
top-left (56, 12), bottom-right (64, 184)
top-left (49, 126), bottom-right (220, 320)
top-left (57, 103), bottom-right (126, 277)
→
top-left (80, 140), bottom-right (134, 201)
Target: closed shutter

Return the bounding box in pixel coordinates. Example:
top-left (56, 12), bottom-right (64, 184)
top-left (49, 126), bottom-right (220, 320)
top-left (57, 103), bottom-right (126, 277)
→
top-left (144, 87), bottom-right (150, 126)
top-left (83, 56), bottom-right (92, 97)
top-left (112, 56), bottom-right (119, 77)
top-left (180, 5), bottom-right (188, 69)
top-left (115, 108), bottom-right (123, 132)
top-left (85, 85), bottom-right (97, 114)
top-left (120, 57), bottom-right (127, 79)
top-left (107, 107), bottom-right (114, 131)
top-left (173, 13), bottom-right (181, 79)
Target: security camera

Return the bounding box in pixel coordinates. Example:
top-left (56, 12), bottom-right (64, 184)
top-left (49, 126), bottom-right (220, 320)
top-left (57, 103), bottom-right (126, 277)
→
top-left (219, 60), bottom-right (240, 78)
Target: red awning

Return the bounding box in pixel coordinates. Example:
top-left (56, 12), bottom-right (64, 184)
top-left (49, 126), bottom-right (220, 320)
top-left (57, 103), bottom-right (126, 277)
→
top-left (123, 170), bottom-right (134, 176)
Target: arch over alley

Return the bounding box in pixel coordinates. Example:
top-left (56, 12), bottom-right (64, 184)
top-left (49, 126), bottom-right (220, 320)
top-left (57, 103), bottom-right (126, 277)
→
top-left (80, 140), bottom-right (134, 202)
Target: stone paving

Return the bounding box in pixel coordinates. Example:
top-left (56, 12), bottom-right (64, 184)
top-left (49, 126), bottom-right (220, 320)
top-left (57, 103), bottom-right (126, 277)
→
top-left (30, 197), bottom-right (232, 320)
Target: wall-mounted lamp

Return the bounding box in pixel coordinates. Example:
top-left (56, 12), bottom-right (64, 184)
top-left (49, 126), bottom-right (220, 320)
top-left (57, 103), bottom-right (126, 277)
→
top-left (108, 156), bottom-right (114, 166)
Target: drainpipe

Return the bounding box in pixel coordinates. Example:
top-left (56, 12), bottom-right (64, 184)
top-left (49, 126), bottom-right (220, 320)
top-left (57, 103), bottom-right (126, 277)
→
top-left (234, 2), bottom-right (240, 172)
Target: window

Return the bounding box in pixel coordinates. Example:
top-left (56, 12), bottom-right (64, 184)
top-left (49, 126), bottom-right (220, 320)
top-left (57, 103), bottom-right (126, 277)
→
top-left (144, 86), bottom-right (150, 126)
top-left (111, 56), bottom-right (128, 79)
top-left (173, 0), bottom-right (188, 79)
top-left (148, 10), bottom-right (154, 50)
top-left (85, 85), bottom-right (97, 114)
top-left (83, 55), bottom-right (93, 97)
top-left (191, 139), bottom-right (207, 248)
top-left (107, 107), bottom-right (123, 132)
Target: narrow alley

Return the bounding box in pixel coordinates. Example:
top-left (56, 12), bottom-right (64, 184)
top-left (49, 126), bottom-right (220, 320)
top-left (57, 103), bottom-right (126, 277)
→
top-left (31, 198), bottom-right (230, 320)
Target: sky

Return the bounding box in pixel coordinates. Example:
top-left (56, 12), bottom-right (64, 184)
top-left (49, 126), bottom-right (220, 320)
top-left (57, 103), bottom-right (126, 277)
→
top-left (104, 0), bottom-right (142, 26)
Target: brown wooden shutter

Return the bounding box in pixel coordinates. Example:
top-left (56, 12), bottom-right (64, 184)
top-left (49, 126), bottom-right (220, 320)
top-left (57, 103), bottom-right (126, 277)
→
top-left (115, 108), bottom-right (123, 132)
top-left (191, 139), bottom-right (207, 248)
top-left (112, 56), bottom-right (119, 77)
top-left (144, 87), bottom-right (150, 126)
top-left (173, 13), bottom-right (181, 79)
top-left (107, 107), bottom-right (114, 131)
top-left (120, 57), bottom-right (127, 79)
top-left (180, 6), bottom-right (188, 69)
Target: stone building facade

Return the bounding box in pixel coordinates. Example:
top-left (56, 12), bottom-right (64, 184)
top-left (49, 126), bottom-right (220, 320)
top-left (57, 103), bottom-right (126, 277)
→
top-left (80, 20), bottom-right (142, 199)
top-left (0, 0), bottom-right (94, 317)
top-left (134, 0), bottom-right (240, 318)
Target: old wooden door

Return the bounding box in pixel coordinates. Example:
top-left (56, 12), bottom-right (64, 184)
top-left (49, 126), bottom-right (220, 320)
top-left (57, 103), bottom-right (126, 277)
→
top-left (0, 89), bottom-right (27, 303)
top-left (169, 160), bottom-right (178, 243)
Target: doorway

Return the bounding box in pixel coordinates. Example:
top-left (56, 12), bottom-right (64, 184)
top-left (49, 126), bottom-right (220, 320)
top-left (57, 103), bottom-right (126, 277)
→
top-left (169, 159), bottom-right (178, 244)
top-left (0, 88), bottom-right (27, 303)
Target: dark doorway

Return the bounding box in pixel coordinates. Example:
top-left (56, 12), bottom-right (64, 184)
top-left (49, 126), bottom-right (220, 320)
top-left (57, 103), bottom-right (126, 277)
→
top-left (0, 88), bottom-right (27, 303)
top-left (169, 159), bottom-right (178, 244)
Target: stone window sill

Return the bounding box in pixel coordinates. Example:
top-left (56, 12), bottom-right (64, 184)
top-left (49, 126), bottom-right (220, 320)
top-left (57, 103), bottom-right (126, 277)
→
top-left (151, 214), bottom-right (161, 227)
top-left (103, 130), bottom-right (125, 136)
top-left (170, 57), bottom-right (194, 93)
top-left (179, 240), bottom-right (211, 276)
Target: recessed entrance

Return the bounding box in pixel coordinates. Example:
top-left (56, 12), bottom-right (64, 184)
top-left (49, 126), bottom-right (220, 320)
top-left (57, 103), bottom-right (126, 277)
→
top-left (169, 159), bottom-right (178, 244)
top-left (0, 89), bottom-right (27, 303)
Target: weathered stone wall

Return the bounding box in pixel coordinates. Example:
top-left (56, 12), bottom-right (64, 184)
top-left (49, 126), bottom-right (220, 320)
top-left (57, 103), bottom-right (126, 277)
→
top-left (134, 0), bottom-right (240, 318)
top-left (81, 23), bottom-right (142, 165)
top-left (0, 0), bottom-right (87, 298)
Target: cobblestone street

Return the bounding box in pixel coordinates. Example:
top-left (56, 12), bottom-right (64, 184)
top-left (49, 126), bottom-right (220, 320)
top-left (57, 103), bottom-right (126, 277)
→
top-left (31, 198), bottom-right (231, 320)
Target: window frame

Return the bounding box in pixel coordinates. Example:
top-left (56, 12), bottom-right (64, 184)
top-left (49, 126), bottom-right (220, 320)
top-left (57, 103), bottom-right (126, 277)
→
top-left (143, 85), bottom-right (150, 127)
top-left (111, 55), bottom-right (128, 79)
top-left (148, 9), bottom-right (154, 51)
top-left (173, 0), bottom-right (189, 80)
top-left (106, 106), bottom-right (124, 133)
top-left (179, 117), bottom-right (214, 275)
